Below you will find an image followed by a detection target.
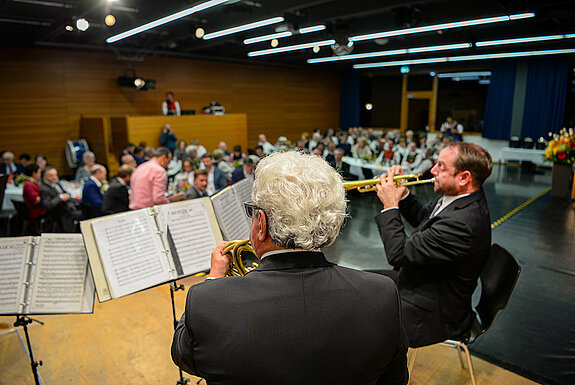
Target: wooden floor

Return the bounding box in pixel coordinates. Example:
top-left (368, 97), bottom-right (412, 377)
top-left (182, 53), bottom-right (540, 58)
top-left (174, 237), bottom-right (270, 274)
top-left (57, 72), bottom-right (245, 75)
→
top-left (0, 276), bottom-right (538, 385)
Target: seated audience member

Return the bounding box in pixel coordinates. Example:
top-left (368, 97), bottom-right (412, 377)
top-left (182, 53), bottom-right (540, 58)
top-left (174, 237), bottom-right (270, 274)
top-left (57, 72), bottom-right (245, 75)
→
top-left (231, 157), bottom-right (254, 185)
top-left (412, 148), bottom-right (436, 178)
top-left (336, 133), bottom-right (353, 156)
top-left (17, 153), bottom-right (32, 174)
top-left (133, 146), bottom-right (146, 165)
top-left (191, 139), bottom-right (207, 158)
top-left (324, 142), bottom-right (337, 164)
top-left (160, 123), bottom-right (178, 155)
top-left (295, 140), bottom-right (309, 153)
top-left (121, 154), bottom-right (138, 169)
top-left (102, 165), bottom-right (133, 214)
top-left (130, 147), bottom-right (185, 210)
top-left (75, 151), bottom-right (96, 185)
top-left (200, 153), bottom-right (227, 196)
top-left (40, 166), bottom-right (82, 232)
top-left (218, 141), bottom-right (231, 157)
top-left (35, 154), bottom-right (48, 171)
top-left (253, 145), bottom-right (265, 160)
top-left (174, 140), bottom-right (187, 161)
top-left (2, 151), bottom-right (19, 182)
top-left (174, 158), bottom-right (196, 190)
top-left (119, 143), bottom-right (136, 164)
top-left (274, 136), bottom-right (289, 152)
top-left (22, 164), bottom-right (46, 221)
top-left (172, 151), bottom-right (408, 384)
top-left (352, 137), bottom-right (373, 159)
top-left (229, 145), bottom-right (247, 165)
top-left (257, 133), bottom-right (275, 155)
top-left (440, 116), bottom-right (455, 135)
top-left (312, 146), bottom-right (323, 157)
top-left (144, 147), bottom-right (155, 161)
top-left (401, 142), bottom-right (423, 171)
top-left (329, 148), bottom-right (354, 180)
top-left (81, 164), bottom-right (107, 217)
top-left (185, 169), bottom-right (208, 199)
top-left (213, 149), bottom-right (234, 181)
top-left (307, 131), bottom-right (322, 153)
top-left (374, 143), bottom-right (492, 348)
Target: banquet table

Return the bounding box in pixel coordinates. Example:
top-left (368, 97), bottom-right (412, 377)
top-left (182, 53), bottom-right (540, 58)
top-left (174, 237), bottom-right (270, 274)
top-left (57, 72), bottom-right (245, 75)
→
top-left (2, 181), bottom-right (82, 212)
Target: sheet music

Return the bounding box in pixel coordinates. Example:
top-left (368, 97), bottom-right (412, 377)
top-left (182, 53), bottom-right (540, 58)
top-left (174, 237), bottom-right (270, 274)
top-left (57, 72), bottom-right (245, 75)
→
top-left (91, 210), bottom-right (171, 298)
top-left (233, 178), bottom-right (253, 205)
top-left (211, 187), bottom-right (251, 241)
top-left (0, 238), bottom-right (28, 314)
top-left (29, 234), bottom-right (88, 314)
top-left (158, 199), bottom-right (220, 276)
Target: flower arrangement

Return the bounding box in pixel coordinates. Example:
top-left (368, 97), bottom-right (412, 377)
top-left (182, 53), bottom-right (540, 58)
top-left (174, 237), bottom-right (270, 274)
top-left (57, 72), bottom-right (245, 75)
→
top-left (545, 128), bottom-right (575, 165)
top-left (178, 181), bottom-right (191, 192)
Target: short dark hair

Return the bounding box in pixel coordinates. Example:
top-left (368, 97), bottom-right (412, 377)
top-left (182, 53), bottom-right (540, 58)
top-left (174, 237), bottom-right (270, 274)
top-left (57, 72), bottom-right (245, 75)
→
top-left (154, 147), bottom-right (171, 158)
top-left (450, 143), bottom-right (493, 187)
top-left (19, 153), bottom-right (31, 161)
top-left (117, 165), bottom-right (133, 178)
top-left (244, 158), bottom-right (254, 166)
top-left (23, 164), bottom-right (40, 177)
top-left (194, 169), bottom-right (208, 179)
top-left (42, 165), bottom-right (58, 179)
top-left (134, 146), bottom-right (144, 154)
top-left (233, 145), bottom-right (242, 152)
top-left (201, 153), bottom-right (213, 160)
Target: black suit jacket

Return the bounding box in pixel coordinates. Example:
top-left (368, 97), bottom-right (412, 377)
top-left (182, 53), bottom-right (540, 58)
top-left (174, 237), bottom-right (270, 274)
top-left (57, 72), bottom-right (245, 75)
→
top-left (40, 181), bottom-right (82, 232)
top-left (230, 167), bottom-right (245, 185)
top-left (172, 252), bottom-right (408, 385)
top-left (102, 179), bottom-right (130, 214)
top-left (329, 159), bottom-right (354, 180)
top-left (374, 188), bottom-right (491, 348)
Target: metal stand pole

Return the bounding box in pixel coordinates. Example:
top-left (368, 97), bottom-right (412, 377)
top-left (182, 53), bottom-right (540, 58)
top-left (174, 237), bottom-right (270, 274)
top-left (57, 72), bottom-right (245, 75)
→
top-left (14, 315), bottom-right (44, 385)
top-left (170, 281), bottom-right (190, 385)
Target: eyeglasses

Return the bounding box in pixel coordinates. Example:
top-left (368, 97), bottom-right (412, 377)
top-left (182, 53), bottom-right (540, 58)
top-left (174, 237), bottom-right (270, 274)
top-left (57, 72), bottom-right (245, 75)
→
top-left (243, 201), bottom-right (264, 218)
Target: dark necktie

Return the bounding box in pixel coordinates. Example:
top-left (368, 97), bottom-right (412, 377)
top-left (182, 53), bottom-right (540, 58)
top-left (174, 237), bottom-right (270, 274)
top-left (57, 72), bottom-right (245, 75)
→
top-left (430, 197), bottom-right (444, 218)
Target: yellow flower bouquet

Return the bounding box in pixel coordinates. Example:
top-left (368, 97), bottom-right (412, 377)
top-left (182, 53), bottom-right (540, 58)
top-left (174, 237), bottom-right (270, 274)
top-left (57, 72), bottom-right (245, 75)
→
top-left (545, 128), bottom-right (575, 165)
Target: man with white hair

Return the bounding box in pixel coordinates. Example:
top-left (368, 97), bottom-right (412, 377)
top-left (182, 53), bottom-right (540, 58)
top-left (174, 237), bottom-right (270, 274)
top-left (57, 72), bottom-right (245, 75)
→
top-left (81, 164), bottom-right (107, 217)
top-left (172, 151), bottom-right (408, 385)
top-left (257, 133), bottom-right (275, 155)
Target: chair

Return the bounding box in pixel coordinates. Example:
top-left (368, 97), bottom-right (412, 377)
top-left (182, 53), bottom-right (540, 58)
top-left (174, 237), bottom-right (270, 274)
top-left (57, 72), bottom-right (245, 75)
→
top-left (11, 200), bottom-right (43, 235)
top-left (408, 244), bottom-right (521, 384)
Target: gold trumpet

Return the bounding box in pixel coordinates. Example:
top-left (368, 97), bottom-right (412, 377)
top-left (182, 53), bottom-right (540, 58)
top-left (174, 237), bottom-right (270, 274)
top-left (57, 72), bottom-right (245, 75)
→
top-left (223, 239), bottom-right (259, 276)
top-left (343, 174), bottom-right (435, 193)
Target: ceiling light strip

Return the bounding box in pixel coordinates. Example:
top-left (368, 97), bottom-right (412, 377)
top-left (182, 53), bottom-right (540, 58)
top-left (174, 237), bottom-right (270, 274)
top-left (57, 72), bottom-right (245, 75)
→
top-left (244, 31), bottom-right (292, 44)
top-left (203, 17), bottom-right (284, 40)
top-left (307, 43), bottom-right (471, 64)
top-left (248, 39), bottom-right (336, 57)
top-left (350, 13), bottom-right (535, 42)
top-left (438, 71), bottom-right (492, 78)
top-left (106, 0), bottom-right (228, 44)
top-left (353, 48), bottom-right (575, 69)
top-left (476, 34), bottom-right (565, 47)
top-left (299, 25), bottom-right (326, 34)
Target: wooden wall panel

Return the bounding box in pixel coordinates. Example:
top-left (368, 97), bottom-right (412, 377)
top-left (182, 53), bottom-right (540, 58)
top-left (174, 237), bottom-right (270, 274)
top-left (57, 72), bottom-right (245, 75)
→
top-left (0, 47), bottom-right (340, 175)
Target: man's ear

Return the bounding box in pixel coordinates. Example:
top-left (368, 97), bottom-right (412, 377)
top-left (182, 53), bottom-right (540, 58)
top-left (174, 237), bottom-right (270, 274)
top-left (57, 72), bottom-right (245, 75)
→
top-left (458, 170), bottom-right (473, 187)
top-left (256, 210), bottom-right (267, 242)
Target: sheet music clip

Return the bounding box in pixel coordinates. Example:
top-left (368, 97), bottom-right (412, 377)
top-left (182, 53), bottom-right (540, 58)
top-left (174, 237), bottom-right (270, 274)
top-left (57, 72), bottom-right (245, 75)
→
top-left (156, 230), bottom-right (164, 235)
top-left (150, 208), bottom-right (158, 217)
top-left (23, 282), bottom-right (30, 286)
top-left (26, 241), bottom-right (37, 246)
top-left (26, 261), bottom-right (34, 265)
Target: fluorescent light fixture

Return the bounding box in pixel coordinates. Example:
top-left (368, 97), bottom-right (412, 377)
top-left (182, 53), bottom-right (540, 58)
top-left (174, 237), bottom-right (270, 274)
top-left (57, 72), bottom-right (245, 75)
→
top-left (299, 25), bottom-right (326, 34)
top-left (308, 43), bottom-right (470, 64)
top-left (248, 39), bottom-right (336, 57)
top-left (452, 76), bottom-right (480, 81)
top-left (438, 71), bottom-right (492, 78)
top-left (353, 48), bottom-right (575, 69)
top-left (203, 16), bottom-right (284, 40)
top-left (106, 0), bottom-right (228, 43)
top-left (244, 31), bottom-right (292, 44)
top-left (350, 13), bottom-right (535, 42)
top-left (476, 35), bottom-right (564, 47)
top-left (479, 79), bottom-right (491, 84)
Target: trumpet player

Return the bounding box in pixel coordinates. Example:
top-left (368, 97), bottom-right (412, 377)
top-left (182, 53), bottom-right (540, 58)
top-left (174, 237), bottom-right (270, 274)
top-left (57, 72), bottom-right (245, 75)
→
top-left (374, 142), bottom-right (493, 348)
top-left (172, 151), bottom-right (408, 385)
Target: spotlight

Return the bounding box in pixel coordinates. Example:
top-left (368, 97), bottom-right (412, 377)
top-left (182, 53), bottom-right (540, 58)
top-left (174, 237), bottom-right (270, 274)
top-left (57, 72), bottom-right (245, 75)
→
top-left (134, 78), bottom-right (145, 89)
top-left (65, 25), bottom-right (73, 32)
top-left (365, 103), bottom-right (373, 111)
top-left (270, 39), bottom-right (279, 47)
top-left (76, 18), bottom-right (89, 31)
top-left (105, 15), bottom-right (116, 27)
top-left (195, 27), bottom-right (205, 38)
top-left (313, 46), bottom-right (320, 53)
top-left (400, 66), bottom-right (410, 74)
top-left (429, 71), bottom-right (436, 76)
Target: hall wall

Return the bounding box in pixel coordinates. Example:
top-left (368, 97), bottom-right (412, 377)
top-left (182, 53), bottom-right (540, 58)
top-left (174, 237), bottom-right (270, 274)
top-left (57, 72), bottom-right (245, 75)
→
top-left (0, 48), bottom-right (340, 173)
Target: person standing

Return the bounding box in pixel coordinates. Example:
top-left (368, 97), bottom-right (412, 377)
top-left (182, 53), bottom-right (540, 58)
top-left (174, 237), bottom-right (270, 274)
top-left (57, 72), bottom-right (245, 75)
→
top-left (374, 142), bottom-right (492, 348)
top-left (129, 147), bottom-right (185, 210)
top-left (162, 91), bottom-right (181, 116)
top-left (172, 151), bottom-right (408, 385)
top-left (160, 124), bottom-right (178, 155)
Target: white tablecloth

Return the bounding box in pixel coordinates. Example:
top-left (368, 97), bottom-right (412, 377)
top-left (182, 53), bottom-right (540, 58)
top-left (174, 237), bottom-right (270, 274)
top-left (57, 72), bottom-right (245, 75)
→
top-left (2, 181), bottom-right (82, 212)
top-left (499, 147), bottom-right (552, 166)
top-left (343, 157), bottom-right (389, 179)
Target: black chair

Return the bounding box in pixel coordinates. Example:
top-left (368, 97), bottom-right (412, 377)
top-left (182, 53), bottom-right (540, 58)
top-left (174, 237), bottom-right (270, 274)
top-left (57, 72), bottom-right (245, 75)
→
top-left (408, 244), bottom-right (521, 385)
top-left (11, 200), bottom-right (44, 235)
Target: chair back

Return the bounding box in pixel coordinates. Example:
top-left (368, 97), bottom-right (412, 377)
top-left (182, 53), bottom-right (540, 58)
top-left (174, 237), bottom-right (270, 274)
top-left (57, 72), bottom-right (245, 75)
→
top-left (11, 199), bottom-right (30, 218)
top-left (475, 244), bottom-right (521, 333)
top-left (0, 174), bottom-right (8, 213)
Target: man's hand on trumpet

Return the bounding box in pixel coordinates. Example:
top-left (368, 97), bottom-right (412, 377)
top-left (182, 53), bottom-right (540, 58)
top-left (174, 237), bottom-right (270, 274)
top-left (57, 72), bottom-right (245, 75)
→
top-left (208, 241), bottom-right (232, 279)
top-left (376, 165), bottom-right (409, 209)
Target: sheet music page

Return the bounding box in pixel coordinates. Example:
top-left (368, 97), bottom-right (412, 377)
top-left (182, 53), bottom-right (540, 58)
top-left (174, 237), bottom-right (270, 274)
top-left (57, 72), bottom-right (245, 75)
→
top-left (233, 178), bottom-right (254, 205)
top-left (0, 237), bottom-right (28, 315)
top-left (157, 199), bottom-right (222, 276)
top-left (211, 187), bottom-right (251, 241)
top-left (81, 265), bottom-right (95, 313)
top-left (91, 209), bottom-right (171, 298)
top-left (28, 234), bottom-right (88, 314)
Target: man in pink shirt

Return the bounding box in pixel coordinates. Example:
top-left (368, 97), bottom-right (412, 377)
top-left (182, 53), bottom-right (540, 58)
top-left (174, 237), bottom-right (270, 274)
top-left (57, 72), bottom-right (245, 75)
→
top-left (130, 147), bottom-right (185, 209)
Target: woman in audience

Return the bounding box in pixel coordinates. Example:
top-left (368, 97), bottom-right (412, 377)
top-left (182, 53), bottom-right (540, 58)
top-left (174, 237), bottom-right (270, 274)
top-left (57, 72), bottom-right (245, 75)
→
top-left (174, 140), bottom-right (187, 161)
top-left (75, 151), bottom-right (96, 184)
top-left (174, 158), bottom-right (196, 191)
top-left (22, 164), bottom-right (46, 221)
top-left (213, 149), bottom-right (234, 181)
top-left (229, 145), bottom-right (247, 166)
top-left (351, 137), bottom-right (373, 160)
top-left (35, 154), bottom-right (48, 171)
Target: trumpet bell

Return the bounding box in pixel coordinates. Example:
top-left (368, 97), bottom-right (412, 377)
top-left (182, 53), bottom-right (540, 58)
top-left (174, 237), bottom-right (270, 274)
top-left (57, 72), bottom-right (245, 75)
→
top-left (223, 239), bottom-right (259, 276)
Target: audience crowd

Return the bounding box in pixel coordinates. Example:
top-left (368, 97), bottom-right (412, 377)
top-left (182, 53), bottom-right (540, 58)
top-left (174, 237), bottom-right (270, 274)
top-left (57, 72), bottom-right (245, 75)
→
top-left (1, 124), bottom-right (460, 235)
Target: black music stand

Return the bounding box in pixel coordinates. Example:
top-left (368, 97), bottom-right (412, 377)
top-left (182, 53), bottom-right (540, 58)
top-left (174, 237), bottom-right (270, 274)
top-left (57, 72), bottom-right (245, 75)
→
top-left (170, 280), bottom-right (193, 385)
top-left (14, 315), bottom-right (44, 385)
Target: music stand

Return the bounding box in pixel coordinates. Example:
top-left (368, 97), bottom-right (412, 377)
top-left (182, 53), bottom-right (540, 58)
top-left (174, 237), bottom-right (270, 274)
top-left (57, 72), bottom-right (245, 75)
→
top-left (170, 280), bottom-right (190, 385)
top-left (14, 315), bottom-right (45, 385)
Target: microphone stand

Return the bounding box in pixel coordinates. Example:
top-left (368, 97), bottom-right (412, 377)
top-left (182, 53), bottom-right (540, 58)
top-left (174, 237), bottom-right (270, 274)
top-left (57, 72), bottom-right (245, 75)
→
top-left (14, 315), bottom-right (44, 385)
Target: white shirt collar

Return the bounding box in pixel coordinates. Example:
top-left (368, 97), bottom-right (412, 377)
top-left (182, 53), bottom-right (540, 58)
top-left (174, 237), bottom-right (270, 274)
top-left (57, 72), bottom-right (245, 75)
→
top-left (435, 193), bottom-right (471, 216)
top-left (260, 248), bottom-right (319, 259)
top-left (90, 175), bottom-right (102, 188)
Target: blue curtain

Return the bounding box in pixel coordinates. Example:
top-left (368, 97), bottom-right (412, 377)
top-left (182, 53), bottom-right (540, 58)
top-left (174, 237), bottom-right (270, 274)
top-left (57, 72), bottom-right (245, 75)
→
top-left (522, 57), bottom-right (568, 139)
top-left (340, 71), bottom-right (360, 130)
top-left (482, 62), bottom-right (516, 139)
